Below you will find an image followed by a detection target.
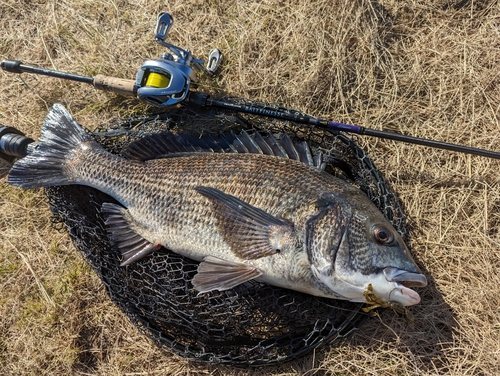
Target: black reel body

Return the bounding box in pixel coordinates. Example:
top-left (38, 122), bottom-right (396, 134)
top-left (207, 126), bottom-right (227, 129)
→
top-left (45, 102), bottom-right (409, 366)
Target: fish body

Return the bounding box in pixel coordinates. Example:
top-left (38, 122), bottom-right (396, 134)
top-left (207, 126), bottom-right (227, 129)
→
top-left (8, 104), bottom-right (427, 306)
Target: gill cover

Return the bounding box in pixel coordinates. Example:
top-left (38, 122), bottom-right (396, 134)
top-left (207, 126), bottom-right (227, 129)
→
top-left (305, 192), bottom-right (351, 297)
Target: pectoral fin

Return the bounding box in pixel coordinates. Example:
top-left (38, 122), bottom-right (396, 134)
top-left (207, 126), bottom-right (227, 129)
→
top-left (195, 186), bottom-right (295, 259)
top-left (102, 202), bottom-right (160, 266)
top-left (192, 256), bottom-right (262, 293)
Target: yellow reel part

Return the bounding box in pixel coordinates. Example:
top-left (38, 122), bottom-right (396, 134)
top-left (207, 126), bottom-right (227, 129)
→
top-left (145, 72), bottom-right (171, 88)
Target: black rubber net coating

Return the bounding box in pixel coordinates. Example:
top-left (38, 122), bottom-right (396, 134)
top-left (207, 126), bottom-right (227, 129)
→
top-left (45, 99), bottom-right (410, 367)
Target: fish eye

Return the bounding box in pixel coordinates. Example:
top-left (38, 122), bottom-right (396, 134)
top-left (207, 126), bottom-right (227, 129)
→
top-left (372, 225), bottom-right (394, 244)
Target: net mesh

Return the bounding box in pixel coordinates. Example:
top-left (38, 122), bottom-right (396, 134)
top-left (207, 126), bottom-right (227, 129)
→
top-left (44, 98), bottom-right (409, 366)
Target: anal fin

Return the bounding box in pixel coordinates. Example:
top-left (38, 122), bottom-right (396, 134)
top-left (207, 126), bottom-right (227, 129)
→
top-left (102, 202), bottom-right (160, 266)
top-left (192, 256), bottom-right (262, 293)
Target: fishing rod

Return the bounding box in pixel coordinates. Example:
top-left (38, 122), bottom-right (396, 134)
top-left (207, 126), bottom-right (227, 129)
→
top-left (2, 12), bottom-right (500, 161)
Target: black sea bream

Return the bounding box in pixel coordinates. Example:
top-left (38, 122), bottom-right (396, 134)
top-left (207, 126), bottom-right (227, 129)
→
top-left (8, 104), bottom-right (427, 306)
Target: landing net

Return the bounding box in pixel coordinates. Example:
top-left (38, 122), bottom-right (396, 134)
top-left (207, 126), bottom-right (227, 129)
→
top-left (45, 98), bottom-right (409, 366)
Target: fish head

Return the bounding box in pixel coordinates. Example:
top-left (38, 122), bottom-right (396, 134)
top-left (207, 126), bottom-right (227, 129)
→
top-left (308, 191), bottom-right (427, 307)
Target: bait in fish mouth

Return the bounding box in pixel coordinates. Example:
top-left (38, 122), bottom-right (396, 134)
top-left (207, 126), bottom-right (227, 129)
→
top-left (8, 104), bottom-right (427, 307)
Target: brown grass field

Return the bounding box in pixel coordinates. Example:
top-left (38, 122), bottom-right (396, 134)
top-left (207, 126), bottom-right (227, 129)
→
top-left (1, 0), bottom-right (500, 375)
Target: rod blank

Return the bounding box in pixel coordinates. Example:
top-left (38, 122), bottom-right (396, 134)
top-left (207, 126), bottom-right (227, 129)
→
top-left (359, 127), bottom-right (500, 160)
top-left (2, 59), bottom-right (94, 84)
top-left (200, 94), bottom-right (500, 160)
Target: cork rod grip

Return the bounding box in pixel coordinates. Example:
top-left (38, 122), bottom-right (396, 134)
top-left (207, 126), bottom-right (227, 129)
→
top-left (93, 75), bottom-right (136, 97)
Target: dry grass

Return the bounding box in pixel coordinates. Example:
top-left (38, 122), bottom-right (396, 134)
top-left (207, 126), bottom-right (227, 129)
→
top-left (1, 0), bottom-right (500, 375)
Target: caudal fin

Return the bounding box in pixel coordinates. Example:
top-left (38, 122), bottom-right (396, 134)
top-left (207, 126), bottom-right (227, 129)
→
top-left (7, 104), bottom-right (93, 188)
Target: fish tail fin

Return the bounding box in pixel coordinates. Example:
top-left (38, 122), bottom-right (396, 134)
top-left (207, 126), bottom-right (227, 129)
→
top-left (8, 104), bottom-right (95, 188)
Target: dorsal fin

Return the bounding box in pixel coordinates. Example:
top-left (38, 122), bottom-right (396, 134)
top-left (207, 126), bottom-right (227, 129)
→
top-left (123, 130), bottom-right (324, 170)
top-left (280, 133), bottom-right (299, 160)
top-left (262, 133), bottom-right (288, 158)
top-left (252, 131), bottom-right (274, 155)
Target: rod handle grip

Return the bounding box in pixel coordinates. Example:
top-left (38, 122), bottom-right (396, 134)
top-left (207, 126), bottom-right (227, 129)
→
top-left (93, 75), bottom-right (136, 97)
top-left (1, 59), bottom-right (23, 73)
top-left (0, 126), bottom-right (34, 158)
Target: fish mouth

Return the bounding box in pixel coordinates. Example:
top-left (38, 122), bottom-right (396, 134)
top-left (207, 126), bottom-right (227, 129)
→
top-left (383, 267), bottom-right (428, 306)
top-left (383, 267), bottom-right (428, 288)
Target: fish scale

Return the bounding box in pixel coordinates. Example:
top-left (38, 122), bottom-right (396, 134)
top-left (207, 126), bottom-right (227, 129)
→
top-left (110, 154), bottom-right (334, 256)
top-left (8, 104), bottom-right (427, 306)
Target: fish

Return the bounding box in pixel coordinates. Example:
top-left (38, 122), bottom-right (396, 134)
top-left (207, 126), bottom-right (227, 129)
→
top-left (8, 104), bottom-right (427, 306)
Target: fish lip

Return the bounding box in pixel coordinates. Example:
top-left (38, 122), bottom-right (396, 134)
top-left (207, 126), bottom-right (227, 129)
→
top-left (383, 266), bottom-right (428, 288)
top-left (389, 286), bottom-right (421, 306)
